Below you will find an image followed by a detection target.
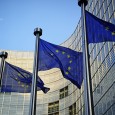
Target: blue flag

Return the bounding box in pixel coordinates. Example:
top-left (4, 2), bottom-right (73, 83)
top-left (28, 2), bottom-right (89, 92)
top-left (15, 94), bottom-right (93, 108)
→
top-left (86, 11), bottom-right (115, 43)
top-left (38, 39), bottom-right (83, 88)
top-left (1, 62), bottom-right (50, 93)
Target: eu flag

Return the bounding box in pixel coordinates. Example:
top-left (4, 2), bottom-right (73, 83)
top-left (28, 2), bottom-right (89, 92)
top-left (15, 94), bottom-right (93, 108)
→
top-left (1, 62), bottom-right (50, 93)
top-left (38, 39), bottom-right (83, 88)
top-left (86, 11), bottom-right (115, 43)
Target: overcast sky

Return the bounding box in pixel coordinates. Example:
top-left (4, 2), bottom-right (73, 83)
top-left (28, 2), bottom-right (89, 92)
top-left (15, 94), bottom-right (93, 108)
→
top-left (0, 0), bottom-right (81, 51)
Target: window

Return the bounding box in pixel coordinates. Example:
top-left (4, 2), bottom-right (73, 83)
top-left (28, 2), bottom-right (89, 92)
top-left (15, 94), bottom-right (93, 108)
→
top-left (48, 101), bottom-right (59, 115)
top-left (59, 86), bottom-right (68, 99)
top-left (69, 103), bottom-right (76, 115)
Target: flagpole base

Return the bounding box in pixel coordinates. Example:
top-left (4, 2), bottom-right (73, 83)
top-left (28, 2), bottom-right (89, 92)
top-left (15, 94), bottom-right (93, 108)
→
top-left (78, 0), bottom-right (88, 6)
top-left (0, 51), bottom-right (8, 59)
top-left (34, 28), bottom-right (42, 36)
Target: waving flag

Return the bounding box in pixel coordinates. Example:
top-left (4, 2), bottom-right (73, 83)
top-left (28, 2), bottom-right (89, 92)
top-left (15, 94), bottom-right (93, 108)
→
top-left (85, 11), bottom-right (115, 43)
top-left (1, 62), bottom-right (50, 93)
top-left (38, 39), bottom-right (83, 88)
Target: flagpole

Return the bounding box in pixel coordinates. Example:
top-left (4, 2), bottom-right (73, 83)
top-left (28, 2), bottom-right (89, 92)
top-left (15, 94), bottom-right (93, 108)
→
top-left (0, 51), bottom-right (8, 87)
top-left (29, 28), bottom-right (42, 115)
top-left (78, 0), bottom-right (94, 115)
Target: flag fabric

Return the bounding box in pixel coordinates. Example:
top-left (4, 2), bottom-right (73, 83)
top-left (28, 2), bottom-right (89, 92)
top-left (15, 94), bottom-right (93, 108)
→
top-left (85, 11), bottom-right (115, 43)
top-left (1, 62), bottom-right (50, 93)
top-left (38, 39), bottom-right (83, 88)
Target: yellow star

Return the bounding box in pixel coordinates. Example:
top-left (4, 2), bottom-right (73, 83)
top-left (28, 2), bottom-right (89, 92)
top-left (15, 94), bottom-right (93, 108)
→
top-left (21, 84), bottom-right (24, 87)
top-left (24, 73), bottom-right (28, 77)
top-left (105, 27), bottom-right (109, 30)
top-left (67, 55), bottom-right (70, 58)
top-left (18, 81), bottom-right (20, 84)
top-left (56, 50), bottom-right (59, 53)
top-left (65, 72), bottom-right (69, 75)
top-left (18, 73), bottom-right (21, 76)
top-left (112, 31), bottom-right (115, 35)
top-left (26, 85), bottom-right (29, 88)
top-left (69, 60), bottom-right (72, 63)
top-left (62, 51), bottom-right (65, 54)
top-left (68, 67), bottom-right (71, 70)
top-left (18, 73), bottom-right (24, 79)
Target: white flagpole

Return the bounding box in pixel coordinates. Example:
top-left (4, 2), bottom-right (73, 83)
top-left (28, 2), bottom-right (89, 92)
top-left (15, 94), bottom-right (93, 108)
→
top-left (0, 51), bottom-right (8, 87)
top-left (29, 28), bottom-right (42, 115)
top-left (78, 0), bottom-right (94, 115)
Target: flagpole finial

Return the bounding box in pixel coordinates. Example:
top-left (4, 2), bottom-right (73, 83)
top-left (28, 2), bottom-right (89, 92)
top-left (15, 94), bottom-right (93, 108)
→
top-left (34, 28), bottom-right (42, 36)
top-left (0, 51), bottom-right (8, 59)
top-left (78, 0), bottom-right (88, 6)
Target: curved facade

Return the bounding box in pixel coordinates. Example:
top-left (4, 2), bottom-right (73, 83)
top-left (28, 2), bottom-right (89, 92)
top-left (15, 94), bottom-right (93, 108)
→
top-left (0, 0), bottom-right (115, 115)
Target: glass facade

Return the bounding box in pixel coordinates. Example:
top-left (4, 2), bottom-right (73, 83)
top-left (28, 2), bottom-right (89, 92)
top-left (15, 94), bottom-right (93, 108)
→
top-left (0, 0), bottom-right (115, 115)
top-left (69, 103), bottom-right (76, 115)
top-left (86, 0), bottom-right (115, 115)
top-left (48, 101), bottom-right (59, 115)
top-left (59, 86), bottom-right (68, 99)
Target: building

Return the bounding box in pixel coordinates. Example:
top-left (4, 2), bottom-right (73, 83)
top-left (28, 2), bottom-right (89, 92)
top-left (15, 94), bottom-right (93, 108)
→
top-left (0, 0), bottom-right (115, 115)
